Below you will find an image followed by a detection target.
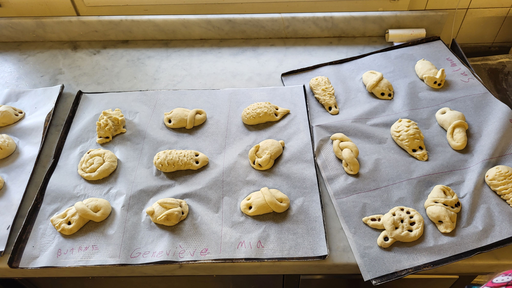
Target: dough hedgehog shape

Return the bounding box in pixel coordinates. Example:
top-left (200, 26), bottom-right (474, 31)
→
top-left (309, 76), bottom-right (339, 115)
top-left (435, 107), bottom-right (469, 150)
top-left (146, 198), bottom-right (189, 226)
top-left (330, 133), bottom-right (359, 175)
top-left (96, 108), bottom-right (126, 144)
top-left (0, 134), bottom-right (16, 159)
top-left (50, 198), bottom-right (112, 235)
top-left (424, 185), bottom-right (461, 233)
top-left (415, 59), bottom-right (446, 89)
top-left (362, 71), bottom-right (394, 100)
top-left (78, 148), bottom-right (118, 180)
top-left (391, 118), bottom-right (428, 161)
top-left (164, 108), bottom-right (206, 129)
top-left (240, 187), bottom-right (290, 216)
top-left (363, 206), bottom-right (424, 248)
top-left (248, 139), bottom-right (285, 170)
top-left (0, 105), bottom-right (24, 127)
top-left (153, 149), bottom-right (209, 172)
top-left (485, 165), bottom-right (512, 207)
top-left (241, 102), bottom-right (290, 125)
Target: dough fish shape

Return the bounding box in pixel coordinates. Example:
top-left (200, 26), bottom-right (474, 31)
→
top-left (78, 148), bottom-right (118, 180)
top-left (248, 139), bottom-right (285, 170)
top-left (362, 70), bottom-right (394, 100)
top-left (0, 105), bottom-right (24, 127)
top-left (240, 187), bottom-right (290, 216)
top-left (241, 102), bottom-right (290, 125)
top-left (309, 76), bottom-right (339, 115)
top-left (330, 133), bottom-right (359, 175)
top-left (153, 149), bottom-right (209, 172)
top-left (485, 165), bottom-right (512, 207)
top-left (424, 185), bottom-right (461, 233)
top-left (50, 198), bottom-right (112, 235)
top-left (391, 118), bottom-right (428, 161)
top-left (415, 59), bottom-right (446, 89)
top-left (164, 108), bottom-right (207, 129)
top-left (146, 198), bottom-right (189, 226)
top-left (435, 107), bottom-right (469, 150)
top-left (96, 108), bottom-right (126, 144)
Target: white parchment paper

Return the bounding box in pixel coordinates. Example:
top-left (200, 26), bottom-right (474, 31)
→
top-left (19, 85), bottom-right (327, 267)
top-left (282, 40), bottom-right (512, 281)
top-left (0, 85), bottom-right (62, 255)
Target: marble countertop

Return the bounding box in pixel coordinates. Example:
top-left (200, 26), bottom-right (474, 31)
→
top-left (1, 37), bottom-right (512, 278)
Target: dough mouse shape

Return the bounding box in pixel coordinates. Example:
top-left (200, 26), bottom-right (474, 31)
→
top-left (435, 107), bottom-right (469, 150)
top-left (362, 71), bottom-right (394, 100)
top-left (309, 76), bottom-right (339, 115)
top-left (0, 134), bottom-right (16, 159)
top-left (415, 59), bottom-right (446, 89)
top-left (330, 133), bottom-right (359, 175)
top-left (96, 108), bottom-right (126, 144)
top-left (164, 108), bottom-right (206, 129)
top-left (485, 165), bottom-right (512, 207)
top-left (0, 105), bottom-right (24, 127)
top-left (391, 118), bottom-right (428, 161)
top-left (240, 187), bottom-right (290, 216)
top-left (424, 185), bottom-right (461, 233)
top-left (248, 139), bottom-right (285, 170)
top-left (154, 150), bottom-right (209, 172)
top-left (241, 102), bottom-right (290, 125)
top-left (50, 198), bottom-right (112, 235)
top-left (146, 198), bottom-right (189, 226)
top-left (78, 148), bottom-right (118, 180)
top-left (363, 206), bottom-right (424, 248)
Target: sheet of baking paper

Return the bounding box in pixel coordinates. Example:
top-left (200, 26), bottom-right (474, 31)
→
top-left (18, 86), bottom-right (327, 267)
top-left (0, 85), bottom-right (63, 255)
top-left (282, 40), bottom-right (512, 281)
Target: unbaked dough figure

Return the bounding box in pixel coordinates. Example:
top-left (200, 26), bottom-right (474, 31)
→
top-left (51, 198), bottom-right (112, 235)
top-left (248, 139), bottom-right (285, 170)
top-left (424, 185), bottom-right (461, 233)
top-left (146, 198), bottom-right (189, 226)
top-left (164, 108), bottom-right (206, 129)
top-left (362, 70), bottom-right (394, 100)
top-left (435, 107), bottom-right (469, 150)
top-left (153, 150), bottom-right (209, 172)
top-left (240, 187), bottom-right (290, 216)
top-left (96, 108), bottom-right (126, 144)
top-left (391, 118), bottom-right (428, 161)
top-left (78, 148), bottom-right (118, 181)
top-left (415, 59), bottom-right (446, 89)
top-left (485, 165), bottom-right (512, 207)
top-left (330, 133), bottom-right (359, 175)
top-left (241, 102), bottom-right (290, 125)
top-left (0, 105), bottom-right (24, 127)
top-left (309, 76), bottom-right (339, 115)
top-left (0, 134), bottom-right (16, 160)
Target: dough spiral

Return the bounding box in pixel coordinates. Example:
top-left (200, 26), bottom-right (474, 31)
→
top-left (78, 148), bottom-right (118, 180)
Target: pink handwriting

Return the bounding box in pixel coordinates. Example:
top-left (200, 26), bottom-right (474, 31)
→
top-left (236, 240), bottom-right (264, 250)
top-left (57, 245), bottom-right (99, 258)
top-left (129, 245), bottom-right (210, 260)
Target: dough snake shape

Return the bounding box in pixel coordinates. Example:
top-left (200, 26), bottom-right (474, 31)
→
top-left (164, 108), bottom-right (207, 129)
top-left (240, 187), bottom-right (290, 216)
top-left (153, 149), bottom-right (209, 172)
top-left (485, 165), bottom-right (512, 207)
top-left (435, 107), bottom-right (469, 150)
top-left (0, 105), bottom-right (24, 127)
top-left (78, 148), bottom-right (118, 181)
top-left (146, 198), bottom-right (189, 226)
top-left (424, 185), bottom-right (461, 233)
top-left (330, 133), bottom-right (359, 175)
top-left (362, 70), bottom-right (394, 100)
top-left (248, 139), bottom-right (285, 170)
top-left (50, 198), bottom-right (112, 235)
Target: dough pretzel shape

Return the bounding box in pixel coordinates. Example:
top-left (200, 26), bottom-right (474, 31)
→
top-left (241, 102), bottom-right (290, 125)
top-left (415, 59), bottom-right (446, 89)
top-left (435, 107), bottom-right (469, 150)
top-left (485, 165), bottom-right (512, 207)
top-left (50, 198), bottom-right (112, 235)
top-left (330, 133), bottom-right (359, 175)
top-left (0, 134), bottom-right (16, 160)
top-left (0, 105), bottom-right (24, 127)
top-left (146, 198), bottom-right (189, 226)
top-left (424, 185), bottom-right (461, 233)
top-left (240, 187), bottom-right (290, 216)
top-left (248, 139), bottom-right (285, 170)
top-left (362, 71), bottom-right (394, 100)
top-left (164, 108), bottom-right (207, 129)
top-left (78, 148), bottom-right (118, 181)
top-left (309, 76), bottom-right (339, 115)
top-left (363, 206), bottom-right (424, 248)
top-left (96, 108), bottom-right (126, 144)
top-left (153, 149), bottom-right (209, 172)
top-left (391, 118), bottom-right (428, 161)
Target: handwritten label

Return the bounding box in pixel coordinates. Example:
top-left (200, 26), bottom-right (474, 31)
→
top-left (129, 245), bottom-right (210, 260)
top-left (57, 245), bottom-right (99, 258)
top-left (236, 240), bottom-right (264, 250)
top-left (446, 57), bottom-right (475, 83)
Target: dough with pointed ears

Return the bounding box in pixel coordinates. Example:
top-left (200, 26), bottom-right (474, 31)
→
top-left (415, 59), bottom-right (446, 89)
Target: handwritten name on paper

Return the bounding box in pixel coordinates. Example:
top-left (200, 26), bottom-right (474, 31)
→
top-left (446, 57), bottom-right (475, 84)
top-left (236, 240), bottom-right (264, 250)
top-left (129, 245), bottom-right (211, 260)
top-left (57, 245), bottom-right (99, 258)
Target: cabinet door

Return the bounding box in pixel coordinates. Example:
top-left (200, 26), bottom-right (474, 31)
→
top-left (0, 0), bottom-right (76, 17)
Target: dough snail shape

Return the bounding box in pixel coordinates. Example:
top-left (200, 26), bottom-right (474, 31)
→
top-left (363, 206), bottom-right (424, 248)
top-left (164, 108), bottom-right (206, 129)
top-left (146, 198), bottom-right (189, 226)
top-left (485, 165), bottom-right (512, 207)
top-left (248, 139), bottom-right (285, 170)
top-left (96, 108), bottom-right (126, 144)
top-left (153, 149), bottom-right (209, 172)
top-left (309, 76), bottom-right (339, 115)
top-left (241, 102), bottom-right (290, 125)
top-left (415, 59), bottom-right (446, 89)
top-left (0, 134), bottom-right (16, 159)
top-left (362, 70), bottom-right (394, 100)
top-left (424, 185), bottom-right (461, 233)
top-left (0, 105), bottom-right (24, 127)
top-left (391, 118), bottom-right (428, 161)
top-left (50, 198), bottom-right (112, 235)
top-left (78, 148), bottom-right (118, 181)
top-left (435, 107), bottom-right (469, 150)
top-left (330, 133), bottom-right (359, 175)
top-left (240, 187), bottom-right (290, 216)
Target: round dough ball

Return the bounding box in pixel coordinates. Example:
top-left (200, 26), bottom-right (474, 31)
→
top-left (78, 148), bottom-right (118, 181)
top-left (0, 134), bottom-right (16, 159)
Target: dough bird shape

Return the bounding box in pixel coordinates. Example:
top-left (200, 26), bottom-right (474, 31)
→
top-left (0, 105), bottom-right (24, 127)
top-left (391, 118), bottom-right (428, 161)
top-left (424, 185), bottom-right (461, 233)
top-left (485, 165), bottom-right (512, 207)
top-left (241, 102), bottom-right (290, 125)
top-left (96, 108), bottom-right (126, 144)
top-left (240, 187), bottom-right (290, 216)
top-left (248, 139), bottom-right (285, 170)
top-left (362, 70), bottom-right (394, 100)
top-left (164, 108), bottom-right (207, 129)
top-left (363, 206), bottom-right (424, 248)
top-left (309, 76), bottom-right (339, 115)
top-left (50, 198), bottom-right (112, 235)
top-left (153, 149), bottom-right (209, 172)
top-left (78, 148), bottom-right (118, 180)
top-left (0, 134), bottom-right (16, 159)
top-left (146, 198), bottom-right (189, 226)
top-left (435, 107), bottom-right (469, 150)
top-left (415, 59), bottom-right (446, 89)
top-left (330, 133), bottom-right (359, 175)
